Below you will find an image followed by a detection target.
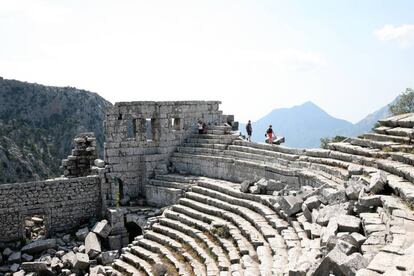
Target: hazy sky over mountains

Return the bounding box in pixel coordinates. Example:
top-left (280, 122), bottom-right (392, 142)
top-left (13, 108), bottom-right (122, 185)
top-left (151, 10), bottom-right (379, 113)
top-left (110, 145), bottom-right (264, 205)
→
top-left (1, 0), bottom-right (413, 123)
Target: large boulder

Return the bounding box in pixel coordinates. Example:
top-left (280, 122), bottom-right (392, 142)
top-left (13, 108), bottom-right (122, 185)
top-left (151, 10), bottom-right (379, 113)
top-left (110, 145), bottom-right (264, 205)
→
top-left (277, 195), bottom-right (303, 217)
top-left (85, 232), bottom-right (102, 258)
top-left (75, 227), bottom-right (89, 241)
top-left (21, 239), bottom-right (57, 255)
top-left (20, 262), bottom-right (48, 272)
top-left (320, 188), bottom-right (347, 204)
top-left (368, 172), bottom-right (387, 194)
top-left (314, 246), bottom-right (368, 275)
top-left (240, 180), bottom-right (253, 193)
top-left (8, 252), bottom-right (21, 263)
top-left (73, 253), bottom-right (90, 271)
top-left (317, 203), bottom-right (350, 226)
top-left (92, 220), bottom-right (112, 239)
top-left (337, 215), bottom-right (361, 232)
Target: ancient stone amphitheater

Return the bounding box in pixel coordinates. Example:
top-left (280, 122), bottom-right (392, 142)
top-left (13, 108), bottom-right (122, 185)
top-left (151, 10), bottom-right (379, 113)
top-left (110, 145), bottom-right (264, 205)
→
top-left (1, 101), bottom-right (414, 276)
top-left (107, 103), bottom-right (414, 276)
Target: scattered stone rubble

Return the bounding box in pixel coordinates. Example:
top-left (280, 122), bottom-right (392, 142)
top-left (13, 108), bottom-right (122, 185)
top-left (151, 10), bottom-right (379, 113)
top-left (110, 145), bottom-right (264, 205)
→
top-left (0, 207), bottom-right (161, 276)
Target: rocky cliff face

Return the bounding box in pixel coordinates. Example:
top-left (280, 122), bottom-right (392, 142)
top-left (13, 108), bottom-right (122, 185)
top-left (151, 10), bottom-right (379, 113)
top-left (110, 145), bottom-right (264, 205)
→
top-left (0, 78), bottom-right (112, 184)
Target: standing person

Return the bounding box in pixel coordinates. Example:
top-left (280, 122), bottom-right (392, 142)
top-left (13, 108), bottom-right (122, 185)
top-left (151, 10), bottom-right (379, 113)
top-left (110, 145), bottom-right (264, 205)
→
top-left (197, 120), bottom-right (204, 134)
top-left (246, 120), bottom-right (252, 141)
top-left (265, 125), bottom-right (275, 143)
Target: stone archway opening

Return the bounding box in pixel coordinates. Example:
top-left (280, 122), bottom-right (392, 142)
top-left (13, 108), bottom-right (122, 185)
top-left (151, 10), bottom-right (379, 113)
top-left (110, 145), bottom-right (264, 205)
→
top-left (125, 221), bottom-right (142, 243)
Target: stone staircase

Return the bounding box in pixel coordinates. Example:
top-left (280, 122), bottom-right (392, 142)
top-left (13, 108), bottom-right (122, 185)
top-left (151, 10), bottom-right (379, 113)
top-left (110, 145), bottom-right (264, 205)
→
top-left (113, 116), bottom-right (414, 275)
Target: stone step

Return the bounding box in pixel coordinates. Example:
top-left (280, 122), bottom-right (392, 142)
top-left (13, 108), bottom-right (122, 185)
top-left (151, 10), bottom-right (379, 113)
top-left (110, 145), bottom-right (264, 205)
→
top-left (174, 199), bottom-right (256, 257)
top-left (190, 134), bottom-right (239, 140)
top-left (143, 231), bottom-right (205, 276)
top-left (148, 179), bottom-right (191, 190)
top-left (196, 179), bottom-right (290, 232)
top-left (233, 140), bottom-right (305, 156)
top-left (171, 204), bottom-right (242, 264)
top-left (135, 237), bottom-right (188, 276)
top-left (130, 245), bottom-right (162, 265)
top-left (205, 129), bottom-right (226, 135)
top-left (177, 146), bottom-right (225, 156)
top-left (155, 173), bottom-right (199, 183)
top-left (113, 259), bottom-right (146, 276)
top-left (187, 188), bottom-right (276, 242)
top-left (379, 113), bottom-right (414, 128)
top-left (347, 137), bottom-right (399, 150)
top-left (181, 143), bottom-right (228, 150)
top-left (380, 127), bottom-right (414, 138)
top-left (227, 144), bottom-right (300, 161)
top-left (163, 210), bottom-right (232, 270)
top-left (120, 252), bottom-right (152, 275)
top-left (186, 137), bottom-right (236, 145)
top-left (152, 222), bottom-right (220, 275)
top-left (328, 142), bottom-right (384, 158)
top-left (363, 133), bottom-right (411, 144)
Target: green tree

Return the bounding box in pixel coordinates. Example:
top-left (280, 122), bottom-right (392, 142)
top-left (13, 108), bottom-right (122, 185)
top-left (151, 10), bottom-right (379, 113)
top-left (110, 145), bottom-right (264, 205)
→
top-left (389, 88), bottom-right (414, 115)
top-left (320, 136), bottom-right (347, 149)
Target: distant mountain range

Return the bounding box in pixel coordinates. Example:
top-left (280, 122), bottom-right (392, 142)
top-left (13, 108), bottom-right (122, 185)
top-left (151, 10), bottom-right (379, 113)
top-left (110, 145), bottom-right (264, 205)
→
top-left (240, 100), bottom-right (394, 148)
top-left (0, 78), bottom-right (111, 184)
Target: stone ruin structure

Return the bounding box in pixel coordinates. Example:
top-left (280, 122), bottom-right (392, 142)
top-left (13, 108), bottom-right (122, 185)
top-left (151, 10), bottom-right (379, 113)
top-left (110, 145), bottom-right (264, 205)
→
top-left (0, 101), bottom-right (414, 276)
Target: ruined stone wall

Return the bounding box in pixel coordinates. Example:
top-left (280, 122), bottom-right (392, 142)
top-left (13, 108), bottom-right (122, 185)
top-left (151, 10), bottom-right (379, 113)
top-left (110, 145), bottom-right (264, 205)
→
top-left (0, 176), bottom-right (102, 242)
top-left (104, 101), bottom-right (230, 199)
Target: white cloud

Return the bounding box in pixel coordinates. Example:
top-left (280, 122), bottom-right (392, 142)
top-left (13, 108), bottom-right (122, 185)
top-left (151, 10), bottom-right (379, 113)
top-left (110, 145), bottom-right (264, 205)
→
top-left (374, 24), bottom-right (414, 48)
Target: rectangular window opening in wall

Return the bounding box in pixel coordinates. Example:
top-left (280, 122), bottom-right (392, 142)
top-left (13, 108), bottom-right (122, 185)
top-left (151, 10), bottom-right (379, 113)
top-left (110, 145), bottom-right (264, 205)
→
top-left (24, 214), bottom-right (46, 242)
top-left (171, 117), bottom-right (181, 131)
top-left (127, 119), bottom-right (137, 139)
top-left (146, 118), bottom-right (153, 141)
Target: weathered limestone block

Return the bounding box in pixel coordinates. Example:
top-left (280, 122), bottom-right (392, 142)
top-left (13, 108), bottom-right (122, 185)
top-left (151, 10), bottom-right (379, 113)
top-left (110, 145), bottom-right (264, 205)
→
top-left (99, 250), bottom-right (119, 265)
top-left (277, 195), bottom-right (303, 216)
top-left (21, 253), bottom-right (33, 262)
top-left (20, 262), bottom-right (48, 272)
top-left (337, 215), bottom-right (361, 232)
top-left (303, 195), bottom-right (320, 210)
top-left (62, 251), bottom-right (76, 267)
top-left (348, 165), bottom-right (364, 175)
top-left (8, 252), bottom-right (21, 263)
top-left (368, 172), bottom-right (387, 194)
top-left (346, 180), bottom-right (365, 200)
top-left (320, 188), bottom-right (347, 204)
top-left (240, 180), bottom-right (253, 193)
top-left (92, 220), bottom-right (112, 238)
top-left (321, 218), bottom-right (338, 245)
top-left (317, 203), bottom-right (350, 226)
top-left (21, 239), bottom-right (57, 254)
top-left (248, 185), bottom-right (261, 194)
top-left (73, 253), bottom-right (90, 271)
top-left (85, 232), bottom-right (102, 258)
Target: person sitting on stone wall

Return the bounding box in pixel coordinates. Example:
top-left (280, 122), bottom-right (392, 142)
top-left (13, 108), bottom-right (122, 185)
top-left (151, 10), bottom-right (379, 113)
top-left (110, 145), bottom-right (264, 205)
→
top-left (198, 120), bottom-right (204, 134)
top-left (265, 125), bottom-right (275, 143)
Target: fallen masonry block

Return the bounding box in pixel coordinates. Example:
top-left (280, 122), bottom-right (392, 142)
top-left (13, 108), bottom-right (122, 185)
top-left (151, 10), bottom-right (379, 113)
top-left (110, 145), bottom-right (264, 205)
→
top-left (368, 172), bottom-right (387, 194)
top-left (320, 188), bottom-right (347, 205)
top-left (240, 180), bottom-right (253, 193)
top-left (337, 215), bottom-right (361, 232)
top-left (92, 220), bottom-right (112, 238)
top-left (20, 262), bottom-right (48, 272)
top-left (21, 239), bottom-right (57, 255)
top-left (277, 195), bottom-right (303, 216)
top-left (85, 232), bottom-right (102, 258)
top-left (303, 195), bottom-right (320, 210)
top-left (317, 203), bottom-right (350, 226)
top-left (73, 253), bottom-right (90, 271)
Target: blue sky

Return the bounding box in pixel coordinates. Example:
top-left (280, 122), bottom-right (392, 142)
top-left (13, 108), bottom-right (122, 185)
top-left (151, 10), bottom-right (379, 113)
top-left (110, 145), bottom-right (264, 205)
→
top-left (0, 0), bottom-right (413, 123)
